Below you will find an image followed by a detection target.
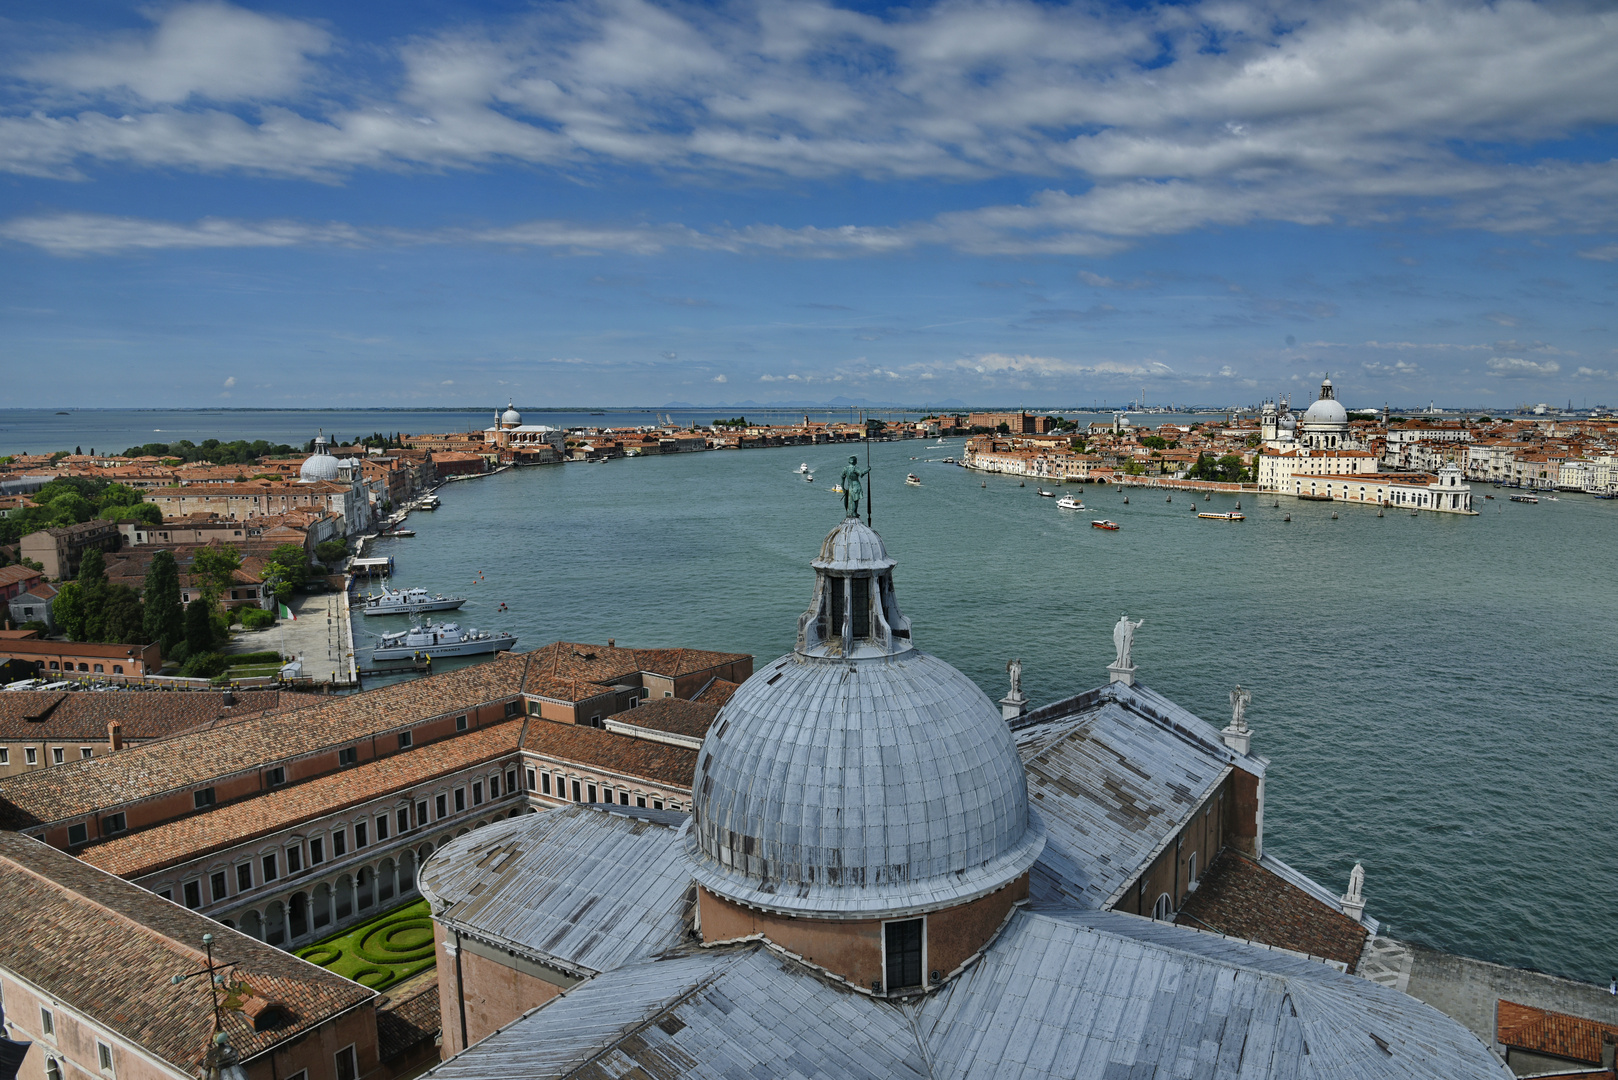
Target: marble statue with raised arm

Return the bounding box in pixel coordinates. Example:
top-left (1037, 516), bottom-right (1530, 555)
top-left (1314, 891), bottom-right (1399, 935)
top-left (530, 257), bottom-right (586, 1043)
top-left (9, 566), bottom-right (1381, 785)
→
top-left (840, 456), bottom-right (870, 518)
top-left (1113, 614), bottom-right (1144, 669)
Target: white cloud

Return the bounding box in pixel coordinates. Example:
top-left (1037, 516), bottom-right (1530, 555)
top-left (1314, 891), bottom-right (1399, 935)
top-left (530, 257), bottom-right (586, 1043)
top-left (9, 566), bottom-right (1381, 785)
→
top-left (712, 374), bottom-right (727, 383)
top-left (961, 353), bottom-right (1173, 379)
top-left (1487, 357), bottom-right (1560, 377)
top-left (222, 376), bottom-right (236, 387)
top-left (0, 212), bottom-right (363, 255)
top-left (6, 0), bottom-right (1618, 247)
top-left (1578, 243), bottom-right (1618, 262)
top-left (23, 3), bottom-right (331, 104)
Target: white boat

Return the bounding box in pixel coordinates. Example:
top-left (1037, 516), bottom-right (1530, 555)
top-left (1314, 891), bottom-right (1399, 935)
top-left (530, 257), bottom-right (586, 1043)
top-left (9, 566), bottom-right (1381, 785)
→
top-left (804, 472), bottom-right (815, 482)
top-left (1057, 496), bottom-right (1085, 510)
top-left (373, 620), bottom-right (517, 660)
top-left (798, 463), bottom-right (810, 473)
top-left (361, 584), bottom-right (467, 616)
top-left (1036, 488), bottom-right (1056, 497)
top-left (906, 473), bottom-right (922, 486)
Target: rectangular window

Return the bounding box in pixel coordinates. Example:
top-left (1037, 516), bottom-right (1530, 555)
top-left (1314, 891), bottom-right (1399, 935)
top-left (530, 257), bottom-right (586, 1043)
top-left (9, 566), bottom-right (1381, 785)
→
top-left (636, 796), bottom-right (646, 808)
top-left (183, 880), bottom-right (202, 909)
top-left (586, 784), bottom-right (598, 803)
top-left (397, 808), bottom-right (409, 834)
top-left (40, 1008), bottom-right (54, 1036)
top-left (25, 747), bottom-right (37, 765)
top-left (67, 823), bottom-right (87, 846)
top-left (652, 799), bottom-right (663, 810)
top-left (416, 801), bottom-right (428, 827)
top-left (0, 749), bottom-right (7, 764)
top-left (539, 772), bottom-right (549, 795)
top-left (52, 747), bottom-right (64, 765)
top-left (435, 794), bottom-right (447, 819)
top-left (375, 815), bottom-right (388, 841)
top-left (454, 788), bottom-right (466, 812)
top-left (489, 775), bottom-right (499, 797)
top-left (262, 852), bottom-right (278, 882)
top-left (619, 791), bottom-right (630, 806)
top-left (80, 747), bottom-right (94, 760)
top-left (455, 715), bottom-right (468, 732)
top-left (237, 863), bottom-right (252, 891)
top-left (286, 845), bottom-right (302, 874)
top-left (266, 766), bottom-right (285, 786)
top-left (98, 1041), bottom-right (113, 1073)
top-left (193, 787), bottom-right (215, 809)
top-left (309, 837), bottom-right (324, 865)
top-left (398, 731), bottom-right (412, 749)
top-left (355, 821), bottom-right (368, 848)
top-left (338, 746), bottom-right (357, 767)
top-left (334, 1046), bottom-right (358, 1080)
top-left (332, 828), bottom-right (347, 856)
top-left (102, 812), bottom-right (126, 834)
top-left (472, 781), bottom-right (484, 806)
top-left (884, 918), bottom-right (924, 991)
top-left (851, 575), bottom-right (870, 638)
top-left (571, 779), bottom-right (581, 802)
top-left (506, 769), bottom-right (517, 794)
top-left (210, 871), bottom-right (228, 902)
top-left (528, 768), bottom-right (538, 792)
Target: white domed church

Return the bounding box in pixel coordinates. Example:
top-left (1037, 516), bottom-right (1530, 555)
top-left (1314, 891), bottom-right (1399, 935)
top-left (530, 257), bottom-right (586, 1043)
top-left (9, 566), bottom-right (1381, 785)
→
top-left (419, 517), bottom-right (1509, 1079)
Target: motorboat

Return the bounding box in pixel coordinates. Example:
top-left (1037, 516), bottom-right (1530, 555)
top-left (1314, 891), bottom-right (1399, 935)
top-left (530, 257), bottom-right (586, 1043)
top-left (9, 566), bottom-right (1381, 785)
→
top-left (1197, 511), bottom-right (1245, 521)
top-left (1091, 519), bottom-right (1120, 530)
top-left (373, 620), bottom-right (517, 660)
top-left (361, 584), bottom-right (467, 616)
top-left (804, 472), bottom-right (814, 482)
top-left (905, 473), bottom-right (922, 486)
top-left (798, 463), bottom-right (810, 474)
top-left (1036, 488), bottom-right (1055, 497)
top-left (1057, 496), bottom-right (1085, 510)
top-left (1509, 494), bottom-right (1538, 504)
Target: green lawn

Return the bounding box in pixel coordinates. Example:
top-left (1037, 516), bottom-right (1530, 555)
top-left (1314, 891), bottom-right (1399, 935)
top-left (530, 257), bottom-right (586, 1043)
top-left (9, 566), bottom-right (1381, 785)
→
top-left (295, 898), bottom-right (436, 992)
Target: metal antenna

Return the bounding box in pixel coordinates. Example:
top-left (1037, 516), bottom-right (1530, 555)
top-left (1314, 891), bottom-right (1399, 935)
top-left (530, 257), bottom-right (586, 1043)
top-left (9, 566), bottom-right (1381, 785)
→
top-left (170, 932), bottom-right (235, 1034)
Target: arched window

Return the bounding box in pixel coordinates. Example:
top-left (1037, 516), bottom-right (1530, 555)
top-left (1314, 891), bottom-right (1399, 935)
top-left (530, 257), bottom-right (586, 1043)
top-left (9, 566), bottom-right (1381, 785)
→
top-left (1152, 893), bottom-right (1173, 921)
top-left (1188, 851), bottom-right (1198, 884)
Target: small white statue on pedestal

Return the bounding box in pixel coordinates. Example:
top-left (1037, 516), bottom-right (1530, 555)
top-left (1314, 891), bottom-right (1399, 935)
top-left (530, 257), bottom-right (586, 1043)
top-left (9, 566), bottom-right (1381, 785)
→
top-left (1108, 615), bottom-right (1143, 685)
top-left (1341, 862), bottom-right (1366, 921)
top-left (1221, 685), bottom-right (1253, 755)
top-left (1000, 658), bottom-right (1028, 721)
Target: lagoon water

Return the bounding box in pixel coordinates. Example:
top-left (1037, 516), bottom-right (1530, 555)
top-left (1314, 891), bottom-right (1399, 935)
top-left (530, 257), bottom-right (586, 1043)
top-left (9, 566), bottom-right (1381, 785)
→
top-left (357, 437), bottom-right (1617, 985)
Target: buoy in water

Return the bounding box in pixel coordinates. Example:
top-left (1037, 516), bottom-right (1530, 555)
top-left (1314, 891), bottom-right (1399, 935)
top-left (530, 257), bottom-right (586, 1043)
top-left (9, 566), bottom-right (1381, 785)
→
top-left (1205, 493), bottom-right (1211, 501)
top-left (1283, 514), bottom-right (1291, 522)
top-left (1331, 512), bottom-right (1338, 519)
top-left (1377, 508), bottom-right (1384, 517)
top-left (1122, 496), bottom-right (1129, 504)
top-left (1166, 495), bottom-right (1172, 503)
top-left (1234, 501), bottom-right (1241, 510)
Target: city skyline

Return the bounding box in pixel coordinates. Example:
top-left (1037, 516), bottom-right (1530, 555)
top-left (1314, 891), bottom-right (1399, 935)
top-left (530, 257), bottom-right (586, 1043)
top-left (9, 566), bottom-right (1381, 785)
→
top-left (3, 0), bottom-right (1617, 408)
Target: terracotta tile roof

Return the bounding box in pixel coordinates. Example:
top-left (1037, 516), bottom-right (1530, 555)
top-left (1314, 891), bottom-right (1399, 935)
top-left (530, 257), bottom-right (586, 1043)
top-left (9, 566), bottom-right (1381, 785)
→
top-left (0, 830), bottom-right (373, 1074)
top-left (1498, 999), bottom-right (1618, 1066)
top-left (76, 720), bottom-right (527, 877)
top-left (0, 654), bottom-right (530, 828)
top-left (525, 641), bottom-right (749, 686)
top-left (1173, 851), bottom-right (1367, 971)
top-left (692, 679), bottom-right (739, 706)
top-left (376, 979), bottom-right (441, 1061)
top-left (0, 565), bottom-right (42, 588)
top-left (522, 673), bottom-right (621, 704)
top-left (0, 690), bottom-right (293, 741)
top-left (605, 699), bottom-right (718, 741)
top-left (522, 718), bottom-right (697, 789)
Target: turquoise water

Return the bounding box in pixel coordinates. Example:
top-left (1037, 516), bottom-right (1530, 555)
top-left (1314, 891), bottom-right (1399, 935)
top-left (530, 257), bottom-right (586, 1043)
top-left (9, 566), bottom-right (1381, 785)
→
top-left (366, 440), bottom-right (1614, 982)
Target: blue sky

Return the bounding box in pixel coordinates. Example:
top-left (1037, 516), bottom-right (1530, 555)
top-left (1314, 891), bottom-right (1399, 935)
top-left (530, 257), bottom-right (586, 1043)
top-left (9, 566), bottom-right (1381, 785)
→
top-left (2, 0), bottom-right (1616, 410)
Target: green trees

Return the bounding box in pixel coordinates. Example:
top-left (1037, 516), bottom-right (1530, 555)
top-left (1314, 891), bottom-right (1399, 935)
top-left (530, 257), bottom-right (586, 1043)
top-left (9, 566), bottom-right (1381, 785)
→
top-left (185, 597), bottom-right (215, 656)
top-left (120, 438), bottom-right (295, 464)
top-left (142, 550), bottom-right (184, 651)
top-left (1188, 453), bottom-right (1252, 483)
top-left (262, 543), bottom-right (310, 602)
top-left (53, 582), bottom-right (87, 641)
top-left (316, 539), bottom-right (348, 567)
top-left (0, 476), bottom-right (163, 546)
top-left (190, 545), bottom-right (241, 606)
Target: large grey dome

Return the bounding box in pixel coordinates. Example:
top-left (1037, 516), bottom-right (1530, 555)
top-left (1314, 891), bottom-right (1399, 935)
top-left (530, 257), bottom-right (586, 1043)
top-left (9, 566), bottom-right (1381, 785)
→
top-left (299, 434), bottom-right (340, 483)
top-left (1301, 397), bottom-right (1347, 425)
top-left (688, 518), bottom-right (1043, 918)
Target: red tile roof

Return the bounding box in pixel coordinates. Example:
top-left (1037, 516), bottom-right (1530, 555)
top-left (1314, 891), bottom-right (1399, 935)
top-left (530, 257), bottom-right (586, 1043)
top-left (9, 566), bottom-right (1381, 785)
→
top-left (1498, 999), bottom-right (1618, 1066)
top-left (0, 689), bottom-right (299, 741)
top-left (605, 699), bottom-right (719, 741)
top-left (0, 830), bottom-right (373, 1074)
top-left (77, 720), bottom-right (527, 877)
top-left (692, 679), bottom-right (740, 706)
top-left (524, 641), bottom-right (749, 686)
top-left (376, 978), bottom-right (440, 1061)
top-left (1173, 851), bottom-right (1368, 971)
top-left (522, 718), bottom-right (697, 789)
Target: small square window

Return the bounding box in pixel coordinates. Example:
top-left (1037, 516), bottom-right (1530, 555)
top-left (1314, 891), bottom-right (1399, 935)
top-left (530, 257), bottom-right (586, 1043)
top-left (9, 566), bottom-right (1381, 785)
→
top-left (80, 747), bottom-right (93, 760)
top-left (636, 796), bottom-right (646, 808)
top-left (237, 863), bottom-right (252, 891)
top-left (40, 1007), bottom-right (54, 1036)
top-left (266, 766), bottom-right (286, 786)
top-left (455, 715), bottom-right (468, 732)
top-left (397, 731), bottom-right (412, 749)
top-left (193, 787), bottom-right (215, 809)
top-left (454, 788), bottom-right (466, 812)
top-left (102, 812), bottom-right (126, 834)
top-left (652, 799), bottom-right (663, 810)
top-left (51, 747), bottom-right (64, 765)
top-left (338, 747), bottom-right (357, 767)
top-left (67, 823), bottom-right (88, 846)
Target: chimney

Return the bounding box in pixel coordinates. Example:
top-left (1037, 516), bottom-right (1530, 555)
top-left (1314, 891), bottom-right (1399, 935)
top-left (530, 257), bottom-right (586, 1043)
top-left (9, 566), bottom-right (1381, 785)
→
top-left (108, 721), bottom-right (123, 753)
top-left (607, 638), bottom-right (615, 648)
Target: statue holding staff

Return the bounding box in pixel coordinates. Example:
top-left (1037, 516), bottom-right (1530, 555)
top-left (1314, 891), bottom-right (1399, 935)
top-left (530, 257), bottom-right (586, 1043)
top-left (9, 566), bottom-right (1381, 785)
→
top-left (840, 455), bottom-right (870, 518)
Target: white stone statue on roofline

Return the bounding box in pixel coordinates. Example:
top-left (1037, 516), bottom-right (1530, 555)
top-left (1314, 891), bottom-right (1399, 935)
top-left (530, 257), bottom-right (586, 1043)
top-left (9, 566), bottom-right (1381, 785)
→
top-left (1000, 658), bottom-right (1028, 721)
top-left (1341, 862), bottom-right (1367, 921)
top-left (1229, 686), bottom-right (1251, 732)
top-left (1108, 615), bottom-right (1144, 686)
top-left (1007, 658), bottom-right (1022, 698)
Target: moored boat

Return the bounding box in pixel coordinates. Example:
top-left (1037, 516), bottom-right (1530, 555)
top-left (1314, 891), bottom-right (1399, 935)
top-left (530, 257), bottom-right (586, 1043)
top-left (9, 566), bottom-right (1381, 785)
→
top-left (362, 584), bottom-right (467, 616)
top-left (1036, 488), bottom-right (1055, 497)
top-left (373, 620), bottom-right (516, 660)
top-left (1509, 494), bottom-right (1538, 504)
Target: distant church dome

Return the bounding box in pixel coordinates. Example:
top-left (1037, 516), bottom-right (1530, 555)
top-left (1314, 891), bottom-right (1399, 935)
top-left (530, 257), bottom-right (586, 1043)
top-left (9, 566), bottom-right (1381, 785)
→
top-left (500, 402), bottom-right (523, 428)
top-left (299, 433), bottom-right (340, 483)
top-left (688, 518), bottom-right (1043, 919)
top-left (1302, 398), bottom-right (1348, 426)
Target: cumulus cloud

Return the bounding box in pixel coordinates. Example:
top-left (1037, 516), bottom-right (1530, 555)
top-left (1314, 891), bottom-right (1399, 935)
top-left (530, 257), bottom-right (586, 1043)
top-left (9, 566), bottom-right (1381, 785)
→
top-left (222, 376), bottom-right (236, 387)
top-left (1487, 356), bottom-right (1560, 377)
top-left (4, 0), bottom-right (1618, 249)
top-left (962, 353), bottom-right (1173, 378)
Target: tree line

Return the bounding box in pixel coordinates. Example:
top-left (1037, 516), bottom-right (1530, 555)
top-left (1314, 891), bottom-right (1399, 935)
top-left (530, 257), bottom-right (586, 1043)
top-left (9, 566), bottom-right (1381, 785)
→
top-left (0, 477), bottom-right (159, 550)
